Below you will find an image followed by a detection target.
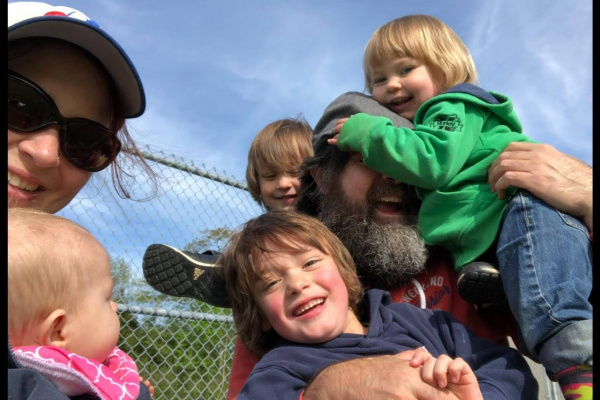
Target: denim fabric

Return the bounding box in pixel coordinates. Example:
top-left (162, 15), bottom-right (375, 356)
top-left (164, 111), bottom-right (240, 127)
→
top-left (496, 190), bottom-right (593, 376)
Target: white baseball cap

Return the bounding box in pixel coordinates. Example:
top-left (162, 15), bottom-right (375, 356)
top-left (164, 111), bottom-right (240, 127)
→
top-left (8, 1), bottom-right (146, 118)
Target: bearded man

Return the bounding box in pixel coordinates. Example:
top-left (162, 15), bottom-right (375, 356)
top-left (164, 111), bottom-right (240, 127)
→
top-left (315, 161), bottom-right (428, 291)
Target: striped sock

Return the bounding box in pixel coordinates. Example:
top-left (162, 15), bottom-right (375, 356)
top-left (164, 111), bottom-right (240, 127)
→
top-left (555, 365), bottom-right (593, 400)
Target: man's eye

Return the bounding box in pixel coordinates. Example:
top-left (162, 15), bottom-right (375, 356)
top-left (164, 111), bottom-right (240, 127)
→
top-left (349, 154), bottom-right (364, 164)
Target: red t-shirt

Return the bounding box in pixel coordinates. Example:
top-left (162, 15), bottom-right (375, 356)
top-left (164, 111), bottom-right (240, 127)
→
top-left (226, 246), bottom-right (518, 400)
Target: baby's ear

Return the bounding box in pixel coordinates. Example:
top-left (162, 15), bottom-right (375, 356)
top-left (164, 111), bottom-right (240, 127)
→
top-left (38, 309), bottom-right (68, 348)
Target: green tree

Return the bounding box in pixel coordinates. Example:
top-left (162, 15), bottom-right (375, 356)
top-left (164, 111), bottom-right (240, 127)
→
top-left (111, 255), bottom-right (148, 304)
top-left (183, 227), bottom-right (233, 253)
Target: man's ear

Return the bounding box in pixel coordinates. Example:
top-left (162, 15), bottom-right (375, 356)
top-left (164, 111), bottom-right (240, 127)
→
top-left (37, 309), bottom-right (68, 348)
top-left (310, 167), bottom-right (329, 195)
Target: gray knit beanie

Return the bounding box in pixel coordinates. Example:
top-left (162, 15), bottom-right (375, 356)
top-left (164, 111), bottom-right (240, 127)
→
top-left (312, 91), bottom-right (414, 155)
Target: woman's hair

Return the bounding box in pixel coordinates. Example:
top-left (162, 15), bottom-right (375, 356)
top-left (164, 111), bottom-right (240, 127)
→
top-left (8, 208), bottom-right (99, 345)
top-left (245, 117), bottom-right (313, 208)
top-left (8, 37), bottom-right (158, 201)
top-left (219, 210), bottom-right (363, 356)
top-left (363, 14), bottom-right (478, 93)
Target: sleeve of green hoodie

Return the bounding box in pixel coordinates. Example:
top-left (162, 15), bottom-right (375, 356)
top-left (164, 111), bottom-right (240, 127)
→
top-left (337, 99), bottom-right (485, 190)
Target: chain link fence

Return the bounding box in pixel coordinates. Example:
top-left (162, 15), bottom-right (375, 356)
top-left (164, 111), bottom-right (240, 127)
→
top-left (56, 146), bottom-right (562, 400)
top-left (57, 145), bottom-right (263, 400)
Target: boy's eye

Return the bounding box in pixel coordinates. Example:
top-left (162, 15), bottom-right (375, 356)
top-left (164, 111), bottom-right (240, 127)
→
top-left (263, 279), bottom-right (280, 292)
top-left (303, 259), bottom-right (321, 269)
top-left (372, 76), bottom-right (386, 85)
top-left (287, 170), bottom-right (300, 177)
top-left (257, 273), bottom-right (280, 291)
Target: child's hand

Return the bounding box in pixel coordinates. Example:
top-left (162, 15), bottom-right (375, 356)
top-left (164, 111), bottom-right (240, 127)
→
top-left (140, 376), bottom-right (155, 398)
top-left (328, 117), bottom-right (351, 147)
top-left (412, 354), bottom-right (482, 400)
top-left (332, 117), bottom-right (350, 134)
top-left (327, 134), bottom-right (340, 146)
top-left (409, 346), bottom-right (432, 367)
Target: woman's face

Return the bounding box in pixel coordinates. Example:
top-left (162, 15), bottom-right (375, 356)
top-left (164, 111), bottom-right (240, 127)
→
top-left (8, 40), bottom-right (115, 214)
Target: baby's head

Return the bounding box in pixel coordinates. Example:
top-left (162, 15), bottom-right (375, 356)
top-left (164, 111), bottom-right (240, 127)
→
top-left (246, 117), bottom-right (313, 211)
top-left (220, 210), bottom-right (363, 356)
top-left (363, 14), bottom-right (478, 94)
top-left (8, 208), bottom-right (120, 363)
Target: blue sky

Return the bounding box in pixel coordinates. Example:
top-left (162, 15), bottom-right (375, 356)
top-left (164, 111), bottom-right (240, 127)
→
top-left (14, 0), bottom-right (591, 180)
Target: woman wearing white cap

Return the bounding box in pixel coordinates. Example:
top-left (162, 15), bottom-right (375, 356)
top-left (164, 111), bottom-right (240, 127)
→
top-left (8, 2), bottom-right (156, 399)
top-left (8, 1), bottom-right (157, 214)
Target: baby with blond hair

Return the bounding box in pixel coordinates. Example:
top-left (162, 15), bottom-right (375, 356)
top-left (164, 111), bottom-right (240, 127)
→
top-left (8, 208), bottom-right (144, 400)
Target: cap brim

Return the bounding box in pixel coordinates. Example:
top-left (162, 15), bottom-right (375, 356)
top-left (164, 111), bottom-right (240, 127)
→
top-left (8, 16), bottom-right (145, 118)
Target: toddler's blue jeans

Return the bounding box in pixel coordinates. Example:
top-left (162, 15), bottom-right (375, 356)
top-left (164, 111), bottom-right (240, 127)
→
top-left (496, 190), bottom-right (593, 377)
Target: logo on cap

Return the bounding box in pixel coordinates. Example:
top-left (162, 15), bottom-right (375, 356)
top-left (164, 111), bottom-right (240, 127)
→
top-left (42, 8), bottom-right (99, 28)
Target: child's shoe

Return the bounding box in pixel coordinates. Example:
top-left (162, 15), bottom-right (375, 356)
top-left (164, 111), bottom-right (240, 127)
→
top-left (555, 365), bottom-right (593, 400)
top-left (457, 261), bottom-right (507, 306)
top-left (142, 244), bottom-right (231, 308)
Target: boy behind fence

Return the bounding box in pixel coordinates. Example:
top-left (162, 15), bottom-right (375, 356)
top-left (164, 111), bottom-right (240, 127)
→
top-left (246, 117), bottom-right (314, 211)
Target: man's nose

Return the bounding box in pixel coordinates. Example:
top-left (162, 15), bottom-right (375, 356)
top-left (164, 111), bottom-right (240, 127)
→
top-left (382, 173), bottom-right (401, 184)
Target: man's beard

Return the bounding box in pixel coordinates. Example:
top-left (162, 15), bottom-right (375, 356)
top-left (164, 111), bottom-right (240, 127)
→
top-left (318, 180), bottom-right (428, 291)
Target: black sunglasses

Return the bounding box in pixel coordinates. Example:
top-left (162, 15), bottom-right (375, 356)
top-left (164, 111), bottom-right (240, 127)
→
top-left (8, 69), bottom-right (121, 172)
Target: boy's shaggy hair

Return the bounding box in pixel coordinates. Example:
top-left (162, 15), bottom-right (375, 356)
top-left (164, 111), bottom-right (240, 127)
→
top-left (219, 210), bottom-right (363, 356)
top-left (245, 117), bottom-right (313, 209)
